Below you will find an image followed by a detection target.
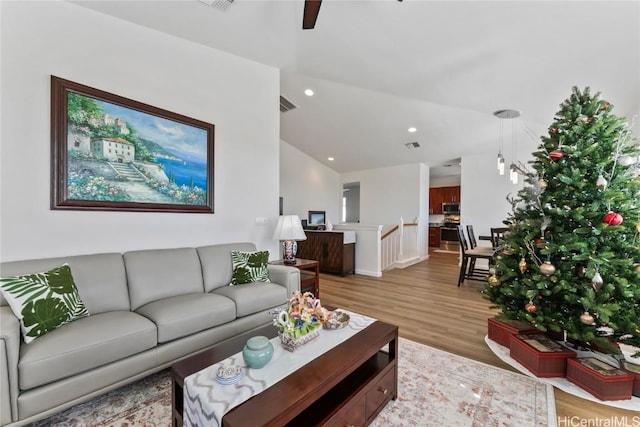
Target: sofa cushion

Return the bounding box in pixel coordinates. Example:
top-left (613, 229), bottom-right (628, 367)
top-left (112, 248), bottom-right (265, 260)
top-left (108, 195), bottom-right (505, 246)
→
top-left (0, 264), bottom-right (89, 344)
top-left (230, 250), bottom-right (270, 285)
top-left (124, 248), bottom-right (204, 311)
top-left (213, 283), bottom-right (287, 317)
top-left (18, 311), bottom-right (156, 390)
top-left (135, 293), bottom-right (236, 343)
top-left (197, 242), bottom-right (257, 292)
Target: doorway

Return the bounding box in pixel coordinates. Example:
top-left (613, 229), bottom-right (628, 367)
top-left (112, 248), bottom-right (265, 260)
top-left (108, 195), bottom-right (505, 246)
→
top-left (342, 182), bottom-right (360, 223)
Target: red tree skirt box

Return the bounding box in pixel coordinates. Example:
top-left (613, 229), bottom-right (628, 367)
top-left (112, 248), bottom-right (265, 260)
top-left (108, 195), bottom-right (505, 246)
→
top-left (487, 317), bottom-right (538, 348)
top-left (622, 361), bottom-right (640, 398)
top-left (510, 333), bottom-right (576, 377)
top-left (567, 358), bottom-right (634, 401)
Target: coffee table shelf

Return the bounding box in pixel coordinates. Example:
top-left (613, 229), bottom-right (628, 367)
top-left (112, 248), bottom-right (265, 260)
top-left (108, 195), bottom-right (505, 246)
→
top-left (287, 351), bottom-right (396, 426)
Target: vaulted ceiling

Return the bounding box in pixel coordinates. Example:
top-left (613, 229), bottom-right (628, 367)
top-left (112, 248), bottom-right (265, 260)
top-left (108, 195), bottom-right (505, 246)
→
top-left (74, 1), bottom-right (640, 176)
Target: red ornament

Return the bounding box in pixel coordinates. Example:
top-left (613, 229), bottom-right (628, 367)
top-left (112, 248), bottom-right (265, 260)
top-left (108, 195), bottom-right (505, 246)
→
top-left (525, 302), bottom-right (537, 313)
top-left (550, 128), bottom-right (559, 134)
top-left (604, 102), bottom-right (611, 110)
top-left (549, 150), bottom-right (564, 161)
top-left (603, 211), bottom-right (623, 226)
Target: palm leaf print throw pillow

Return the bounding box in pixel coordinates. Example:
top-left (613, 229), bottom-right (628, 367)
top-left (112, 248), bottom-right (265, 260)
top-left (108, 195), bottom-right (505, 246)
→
top-left (0, 264), bottom-right (89, 343)
top-left (230, 251), bottom-right (271, 285)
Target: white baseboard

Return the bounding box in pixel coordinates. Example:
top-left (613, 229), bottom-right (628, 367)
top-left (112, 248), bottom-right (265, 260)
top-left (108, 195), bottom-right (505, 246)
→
top-left (355, 268), bottom-right (382, 277)
top-left (394, 256), bottom-right (427, 269)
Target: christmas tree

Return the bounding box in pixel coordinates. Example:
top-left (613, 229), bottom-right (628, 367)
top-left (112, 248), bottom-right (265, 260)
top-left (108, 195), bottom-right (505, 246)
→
top-left (484, 86), bottom-right (640, 353)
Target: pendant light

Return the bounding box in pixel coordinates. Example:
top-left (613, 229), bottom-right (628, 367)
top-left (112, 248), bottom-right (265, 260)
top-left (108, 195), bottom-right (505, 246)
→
top-left (494, 109), bottom-right (521, 183)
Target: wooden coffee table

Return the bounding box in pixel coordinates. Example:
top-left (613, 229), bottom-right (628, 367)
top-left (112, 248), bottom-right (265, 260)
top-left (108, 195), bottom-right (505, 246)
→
top-left (171, 320), bottom-right (398, 427)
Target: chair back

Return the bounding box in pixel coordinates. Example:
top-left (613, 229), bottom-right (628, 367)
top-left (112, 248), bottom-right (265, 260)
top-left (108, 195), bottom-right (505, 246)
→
top-left (466, 225), bottom-right (478, 248)
top-left (457, 225), bottom-right (469, 253)
top-left (490, 227), bottom-right (509, 250)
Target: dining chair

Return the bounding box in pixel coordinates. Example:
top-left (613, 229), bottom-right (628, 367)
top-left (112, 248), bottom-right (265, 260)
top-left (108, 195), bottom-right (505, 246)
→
top-left (466, 225), bottom-right (478, 249)
top-left (490, 227), bottom-right (509, 251)
top-left (457, 225), bottom-right (494, 287)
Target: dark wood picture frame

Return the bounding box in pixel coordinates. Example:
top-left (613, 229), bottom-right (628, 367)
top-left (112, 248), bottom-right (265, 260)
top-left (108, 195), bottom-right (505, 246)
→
top-left (51, 76), bottom-right (215, 213)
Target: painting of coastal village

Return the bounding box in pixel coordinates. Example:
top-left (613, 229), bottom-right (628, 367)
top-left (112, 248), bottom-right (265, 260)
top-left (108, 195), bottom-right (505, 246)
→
top-left (65, 91), bottom-right (211, 208)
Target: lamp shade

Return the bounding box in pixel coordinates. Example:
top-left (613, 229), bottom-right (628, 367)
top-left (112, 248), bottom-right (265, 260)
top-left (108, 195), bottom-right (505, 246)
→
top-left (272, 215), bottom-right (307, 241)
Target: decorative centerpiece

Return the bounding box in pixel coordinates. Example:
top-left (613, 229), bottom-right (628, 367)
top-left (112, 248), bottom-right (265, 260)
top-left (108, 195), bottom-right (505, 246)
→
top-left (273, 291), bottom-right (325, 351)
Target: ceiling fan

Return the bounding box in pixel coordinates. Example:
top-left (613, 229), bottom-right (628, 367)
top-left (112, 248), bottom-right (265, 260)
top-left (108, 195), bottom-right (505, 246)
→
top-left (302, 0), bottom-right (322, 29)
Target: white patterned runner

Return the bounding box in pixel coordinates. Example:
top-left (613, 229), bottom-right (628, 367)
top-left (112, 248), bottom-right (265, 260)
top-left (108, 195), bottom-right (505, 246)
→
top-left (183, 310), bottom-right (377, 427)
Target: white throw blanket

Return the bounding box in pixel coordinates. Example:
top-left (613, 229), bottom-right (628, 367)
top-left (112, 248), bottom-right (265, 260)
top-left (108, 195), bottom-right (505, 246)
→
top-left (183, 310), bottom-right (377, 427)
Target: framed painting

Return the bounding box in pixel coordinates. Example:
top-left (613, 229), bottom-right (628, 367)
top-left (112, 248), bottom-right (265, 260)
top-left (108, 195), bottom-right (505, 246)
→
top-left (51, 76), bottom-right (214, 213)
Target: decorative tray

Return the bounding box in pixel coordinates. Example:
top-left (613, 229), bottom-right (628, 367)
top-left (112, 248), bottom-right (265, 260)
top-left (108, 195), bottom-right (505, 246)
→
top-left (216, 366), bottom-right (243, 385)
top-left (323, 310), bottom-right (350, 330)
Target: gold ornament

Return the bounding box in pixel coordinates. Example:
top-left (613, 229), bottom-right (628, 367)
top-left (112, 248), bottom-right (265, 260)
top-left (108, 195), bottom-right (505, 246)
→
top-left (539, 261), bottom-right (556, 276)
top-left (636, 220), bottom-right (640, 233)
top-left (538, 179), bottom-right (548, 189)
top-left (634, 264), bottom-right (640, 274)
top-left (487, 275), bottom-right (499, 287)
top-left (591, 271), bottom-right (603, 291)
top-left (518, 258), bottom-right (527, 273)
top-left (579, 312), bottom-right (595, 325)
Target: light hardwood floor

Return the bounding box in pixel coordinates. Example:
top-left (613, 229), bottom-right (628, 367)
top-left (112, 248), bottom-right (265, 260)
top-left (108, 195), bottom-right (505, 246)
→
top-left (318, 250), bottom-right (638, 421)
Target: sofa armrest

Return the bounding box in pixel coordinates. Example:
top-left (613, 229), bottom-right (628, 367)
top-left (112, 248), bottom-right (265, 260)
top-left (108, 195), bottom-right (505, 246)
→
top-left (267, 265), bottom-right (300, 297)
top-left (1, 306), bottom-right (20, 424)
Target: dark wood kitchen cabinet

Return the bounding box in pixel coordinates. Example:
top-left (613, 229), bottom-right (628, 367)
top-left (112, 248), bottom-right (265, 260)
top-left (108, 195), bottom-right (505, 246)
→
top-left (441, 186), bottom-right (461, 203)
top-left (429, 186), bottom-right (461, 213)
top-left (429, 187), bottom-right (444, 214)
top-left (296, 231), bottom-right (355, 276)
top-left (428, 227), bottom-right (441, 248)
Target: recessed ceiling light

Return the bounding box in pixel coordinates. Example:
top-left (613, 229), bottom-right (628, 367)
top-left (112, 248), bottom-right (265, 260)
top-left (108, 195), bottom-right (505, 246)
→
top-left (328, 157), bottom-right (334, 161)
top-left (408, 127), bottom-right (417, 133)
top-left (304, 89), bottom-right (314, 96)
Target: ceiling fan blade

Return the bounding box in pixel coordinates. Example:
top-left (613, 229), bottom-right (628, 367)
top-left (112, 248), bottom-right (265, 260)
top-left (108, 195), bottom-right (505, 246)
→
top-left (302, 0), bottom-right (322, 30)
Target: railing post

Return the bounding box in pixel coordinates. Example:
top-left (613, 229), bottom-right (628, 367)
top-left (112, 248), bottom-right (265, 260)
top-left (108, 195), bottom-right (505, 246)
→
top-left (398, 217), bottom-right (404, 258)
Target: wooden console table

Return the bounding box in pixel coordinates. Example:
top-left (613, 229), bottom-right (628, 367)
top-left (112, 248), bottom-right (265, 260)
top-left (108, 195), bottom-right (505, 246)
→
top-left (296, 231), bottom-right (355, 276)
top-left (270, 258), bottom-right (320, 297)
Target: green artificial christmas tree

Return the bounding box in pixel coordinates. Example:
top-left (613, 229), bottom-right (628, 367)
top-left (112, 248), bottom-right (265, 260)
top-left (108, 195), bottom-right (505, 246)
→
top-left (484, 86), bottom-right (640, 354)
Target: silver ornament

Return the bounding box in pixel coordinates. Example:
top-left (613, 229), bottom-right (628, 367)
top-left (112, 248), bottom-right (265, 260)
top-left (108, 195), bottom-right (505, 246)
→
top-left (596, 174), bottom-right (607, 190)
top-left (592, 271), bottom-right (603, 291)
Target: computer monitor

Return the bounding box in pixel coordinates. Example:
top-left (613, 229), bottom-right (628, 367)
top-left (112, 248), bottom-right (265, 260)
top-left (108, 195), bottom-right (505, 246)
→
top-left (308, 210), bottom-right (326, 225)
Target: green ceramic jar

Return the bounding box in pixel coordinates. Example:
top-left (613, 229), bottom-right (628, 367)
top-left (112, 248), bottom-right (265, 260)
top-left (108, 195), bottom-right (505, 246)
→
top-left (242, 336), bottom-right (274, 369)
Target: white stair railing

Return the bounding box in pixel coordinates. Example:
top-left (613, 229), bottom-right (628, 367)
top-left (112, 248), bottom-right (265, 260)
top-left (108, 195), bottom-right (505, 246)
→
top-left (381, 217), bottom-right (420, 271)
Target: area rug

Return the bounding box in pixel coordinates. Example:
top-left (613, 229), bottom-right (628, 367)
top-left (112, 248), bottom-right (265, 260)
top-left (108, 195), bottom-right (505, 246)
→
top-left (28, 338), bottom-right (554, 427)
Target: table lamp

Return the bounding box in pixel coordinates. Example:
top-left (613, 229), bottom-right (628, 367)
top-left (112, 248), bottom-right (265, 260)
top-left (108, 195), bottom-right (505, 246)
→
top-left (272, 215), bottom-right (307, 264)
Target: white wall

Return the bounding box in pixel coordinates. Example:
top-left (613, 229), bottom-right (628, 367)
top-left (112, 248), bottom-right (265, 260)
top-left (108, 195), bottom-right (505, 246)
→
top-left (279, 141), bottom-right (341, 225)
top-left (0, 1), bottom-right (281, 261)
top-left (341, 163), bottom-right (428, 259)
top-left (430, 175), bottom-right (461, 187)
top-left (460, 148), bottom-right (536, 243)
top-left (341, 164), bottom-right (425, 225)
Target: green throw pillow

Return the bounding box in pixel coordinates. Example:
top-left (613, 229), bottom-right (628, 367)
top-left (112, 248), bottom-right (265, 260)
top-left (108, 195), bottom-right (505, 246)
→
top-left (0, 264), bottom-right (89, 344)
top-left (230, 250), bottom-right (270, 285)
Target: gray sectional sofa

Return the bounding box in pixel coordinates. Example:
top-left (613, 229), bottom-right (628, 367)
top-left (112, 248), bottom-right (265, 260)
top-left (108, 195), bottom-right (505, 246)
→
top-left (0, 242), bottom-right (300, 427)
